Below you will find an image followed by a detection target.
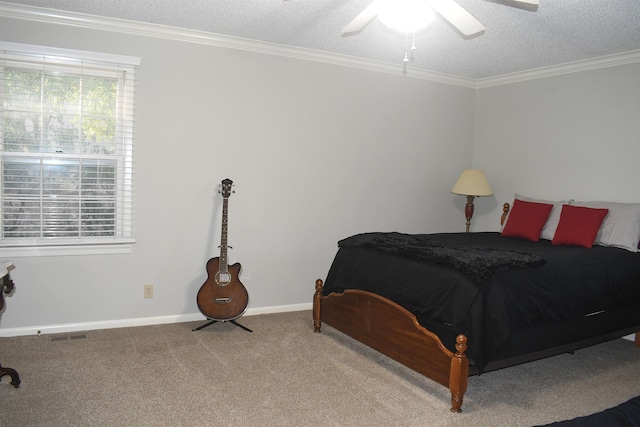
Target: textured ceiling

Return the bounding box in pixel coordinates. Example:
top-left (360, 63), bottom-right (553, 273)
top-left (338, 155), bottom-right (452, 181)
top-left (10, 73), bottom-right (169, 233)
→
top-left (2, 0), bottom-right (640, 80)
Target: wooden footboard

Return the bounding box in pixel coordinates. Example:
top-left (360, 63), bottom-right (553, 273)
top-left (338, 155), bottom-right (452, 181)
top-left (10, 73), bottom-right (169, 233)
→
top-left (313, 279), bottom-right (469, 412)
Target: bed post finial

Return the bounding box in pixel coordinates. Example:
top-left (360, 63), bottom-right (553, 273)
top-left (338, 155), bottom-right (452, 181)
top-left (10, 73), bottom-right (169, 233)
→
top-left (450, 334), bottom-right (469, 413)
top-left (501, 203), bottom-right (511, 226)
top-left (313, 279), bottom-right (323, 333)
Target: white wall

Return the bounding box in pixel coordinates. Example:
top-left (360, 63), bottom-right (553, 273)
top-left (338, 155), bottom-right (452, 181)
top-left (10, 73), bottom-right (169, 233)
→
top-left (472, 63), bottom-right (640, 231)
top-left (0, 17), bottom-right (476, 333)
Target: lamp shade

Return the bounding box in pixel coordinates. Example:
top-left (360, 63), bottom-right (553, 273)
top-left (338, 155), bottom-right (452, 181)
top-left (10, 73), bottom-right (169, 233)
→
top-left (451, 169), bottom-right (493, 197)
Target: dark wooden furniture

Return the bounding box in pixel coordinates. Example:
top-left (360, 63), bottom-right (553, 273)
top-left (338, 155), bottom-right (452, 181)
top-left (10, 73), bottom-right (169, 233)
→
top-left (312, 204), bottom-right (640, 412)
top-left (313, 280), bottom-right (469, 412)
top-left (0, 262), bottom-right (20, 388)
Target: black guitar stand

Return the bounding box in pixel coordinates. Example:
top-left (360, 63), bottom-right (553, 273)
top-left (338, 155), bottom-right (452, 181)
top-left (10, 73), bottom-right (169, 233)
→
top-left (192, 318), bottom-right (253, 333)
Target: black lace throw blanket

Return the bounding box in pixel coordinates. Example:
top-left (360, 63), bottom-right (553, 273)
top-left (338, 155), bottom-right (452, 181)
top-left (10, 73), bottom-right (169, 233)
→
top-left (338, 232), bottom-right (546, 284)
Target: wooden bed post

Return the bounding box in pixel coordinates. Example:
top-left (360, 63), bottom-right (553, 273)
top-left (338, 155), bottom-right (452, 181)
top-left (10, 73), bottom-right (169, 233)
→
top-left (635, 332), bottom-right (639, 348)
top-left (500, 203), bottom-right (510, 226)
top-left (449, 334), bottom-right (469, 413)
top-left (313, 279), bottom-right (323, 333)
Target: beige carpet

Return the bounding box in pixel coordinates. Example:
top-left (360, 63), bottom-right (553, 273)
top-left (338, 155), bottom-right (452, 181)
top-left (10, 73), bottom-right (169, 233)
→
top-left (1, 310), bottom-right (639, 427)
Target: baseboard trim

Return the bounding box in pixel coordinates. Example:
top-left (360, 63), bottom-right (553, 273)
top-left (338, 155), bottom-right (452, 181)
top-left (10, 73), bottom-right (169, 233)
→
top-left (2, 307), bottom-right (632, 341)
top-left (0, 303), bottom-right (312, 337)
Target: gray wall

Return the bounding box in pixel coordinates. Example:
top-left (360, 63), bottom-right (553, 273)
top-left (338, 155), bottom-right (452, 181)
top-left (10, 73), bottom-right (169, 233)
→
top-left (0, 17), bottom-right (476, 332)
top-left (2, 13), bottom-right (639, 335)
top-left (472, 64), bottom-right (640, 230)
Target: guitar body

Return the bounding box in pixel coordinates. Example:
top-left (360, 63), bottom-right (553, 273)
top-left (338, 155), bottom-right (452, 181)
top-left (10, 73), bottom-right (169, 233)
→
top-left (196, 257), bottom-right (249, 321)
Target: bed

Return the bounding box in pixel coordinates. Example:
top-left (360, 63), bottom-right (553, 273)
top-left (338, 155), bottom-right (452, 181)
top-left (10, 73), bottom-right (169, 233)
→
top-left (313, 197), bottom-right (640, 412)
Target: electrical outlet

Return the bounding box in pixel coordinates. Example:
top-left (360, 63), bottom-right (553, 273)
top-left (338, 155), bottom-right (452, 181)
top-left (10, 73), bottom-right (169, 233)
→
top-left (144, 284), bottom-right (153, 299)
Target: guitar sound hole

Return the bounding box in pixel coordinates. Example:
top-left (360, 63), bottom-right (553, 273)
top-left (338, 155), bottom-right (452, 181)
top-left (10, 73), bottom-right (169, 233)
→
top-left (216, 272), bottom-right (231, 286)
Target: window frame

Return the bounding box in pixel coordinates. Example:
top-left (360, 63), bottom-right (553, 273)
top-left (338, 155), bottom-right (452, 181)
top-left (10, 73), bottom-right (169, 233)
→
top-left (0, 42), bottom-right (140, 257)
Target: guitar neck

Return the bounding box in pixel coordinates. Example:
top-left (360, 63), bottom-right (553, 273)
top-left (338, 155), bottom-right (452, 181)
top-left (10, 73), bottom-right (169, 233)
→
top-left (219, 196), bottom-right (229, 273)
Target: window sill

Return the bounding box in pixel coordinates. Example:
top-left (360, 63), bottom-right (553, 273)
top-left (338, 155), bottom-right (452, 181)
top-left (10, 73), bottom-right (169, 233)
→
top-left (0, 239), bottom-right (136, 257)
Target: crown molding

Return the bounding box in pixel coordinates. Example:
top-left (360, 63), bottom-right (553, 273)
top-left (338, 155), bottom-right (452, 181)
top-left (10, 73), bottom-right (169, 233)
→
top-left (0, 2), bottom-right (476, 88)
top-left (475, 50), bottom-right (640, 89)
top-left (2, 2), bottom-right (638, 89)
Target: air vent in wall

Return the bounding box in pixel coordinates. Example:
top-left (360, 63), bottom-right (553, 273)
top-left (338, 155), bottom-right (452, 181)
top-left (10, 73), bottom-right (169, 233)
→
top-left (49, 334), bottom-right (88, 342)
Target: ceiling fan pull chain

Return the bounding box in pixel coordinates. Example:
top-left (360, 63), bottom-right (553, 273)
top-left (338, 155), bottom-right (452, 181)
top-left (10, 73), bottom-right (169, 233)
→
top-left (410, 32), bottom-right (417, 61)
top-left (403, 32), bottom-right (410, 64)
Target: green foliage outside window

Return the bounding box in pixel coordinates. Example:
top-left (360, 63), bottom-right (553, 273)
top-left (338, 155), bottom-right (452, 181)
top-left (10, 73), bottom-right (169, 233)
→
top-left (2, 67), bottom-right (121, 239)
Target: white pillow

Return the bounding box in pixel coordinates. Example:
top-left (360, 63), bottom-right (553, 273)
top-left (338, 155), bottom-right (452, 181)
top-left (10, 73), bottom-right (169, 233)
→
top-left (570, 200), bottom-right (640, 252)
top-left (502, 194), bottom-right (570, 241)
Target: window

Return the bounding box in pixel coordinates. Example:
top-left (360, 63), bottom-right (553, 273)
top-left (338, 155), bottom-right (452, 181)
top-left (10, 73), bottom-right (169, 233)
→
top-left (0, 42), bottom-right (140, 256)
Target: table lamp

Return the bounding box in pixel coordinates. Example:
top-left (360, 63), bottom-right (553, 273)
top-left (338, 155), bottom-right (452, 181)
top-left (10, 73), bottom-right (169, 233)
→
top-left (451, 169), bottom-right (493, 232)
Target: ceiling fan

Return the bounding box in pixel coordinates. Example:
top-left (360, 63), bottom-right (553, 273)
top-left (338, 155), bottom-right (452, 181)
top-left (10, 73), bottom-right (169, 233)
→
top-left (342, 0), bottom-right (540, 38)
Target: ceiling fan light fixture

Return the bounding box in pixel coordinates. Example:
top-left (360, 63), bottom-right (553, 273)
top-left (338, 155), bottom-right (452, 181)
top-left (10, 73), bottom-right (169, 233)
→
top-left (377, 0), bottom-right (436, 33)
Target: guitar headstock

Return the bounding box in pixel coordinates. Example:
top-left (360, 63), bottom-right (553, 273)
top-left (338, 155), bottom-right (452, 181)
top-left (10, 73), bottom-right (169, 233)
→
top-left (221, 178), bottom-right (233, 198)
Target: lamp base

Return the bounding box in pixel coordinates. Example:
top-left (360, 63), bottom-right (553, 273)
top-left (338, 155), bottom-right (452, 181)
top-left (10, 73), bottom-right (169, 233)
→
top-left (464, 195), bottom-right (476, 233)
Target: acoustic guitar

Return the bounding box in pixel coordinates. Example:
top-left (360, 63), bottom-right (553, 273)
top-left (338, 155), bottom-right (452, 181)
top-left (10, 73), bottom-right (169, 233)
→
top-left (196, 179), bottom-right (249, 321)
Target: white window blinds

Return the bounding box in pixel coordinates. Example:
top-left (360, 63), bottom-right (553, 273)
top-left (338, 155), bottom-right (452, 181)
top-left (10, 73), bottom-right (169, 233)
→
top-left (0, 42), bottom-right (140, 255)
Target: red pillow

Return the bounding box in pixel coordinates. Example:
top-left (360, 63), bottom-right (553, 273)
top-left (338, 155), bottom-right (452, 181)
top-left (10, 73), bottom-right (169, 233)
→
top-left (501, 199), bottom-right (553, 241)
top-left (552, 205), bottom-right (609, 248)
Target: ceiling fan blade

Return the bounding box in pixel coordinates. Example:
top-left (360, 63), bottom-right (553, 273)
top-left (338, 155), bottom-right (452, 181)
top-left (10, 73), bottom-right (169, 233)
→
top-left (341, 1), bottom-right (382, 36)
top-left (489, 0), bottom-right (539, 11)
top-left (424, 0), bottom-right (485, 37)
